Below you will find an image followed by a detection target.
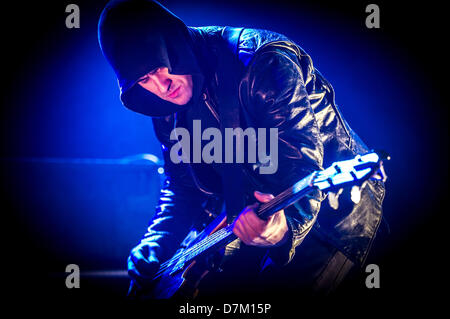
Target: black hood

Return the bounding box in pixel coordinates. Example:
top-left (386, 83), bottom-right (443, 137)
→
top-left (98, 0), bottom-right (205, 117)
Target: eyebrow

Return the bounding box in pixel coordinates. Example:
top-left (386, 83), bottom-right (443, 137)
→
top-left (138, 67), bottom-right (160, 82)
top-left (149, 67), bottom-right (160, 74)
top-left (138, 74), bottom-right (148, 81)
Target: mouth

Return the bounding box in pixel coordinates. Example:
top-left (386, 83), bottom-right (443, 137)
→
top-left (167, 86), bottom-right (181, 99)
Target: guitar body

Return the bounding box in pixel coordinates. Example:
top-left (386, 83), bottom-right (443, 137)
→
top-left (150, 266), bottom-right (187, 299)
top-left (143, 212), bottom-right (228, 299)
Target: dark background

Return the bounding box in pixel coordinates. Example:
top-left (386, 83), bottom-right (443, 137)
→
top-left (0, 0), bottom-right (448, 315)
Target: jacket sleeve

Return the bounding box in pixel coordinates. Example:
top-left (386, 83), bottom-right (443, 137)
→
top-left (239, 45), bottom-right (326, 265)
top-left (138, 117), bottom-right (208, 263)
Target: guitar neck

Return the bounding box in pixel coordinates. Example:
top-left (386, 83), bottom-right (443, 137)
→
top-left (180, 172), bottom-right (317, 265)
top-left (256, 172), bottom-right (316, 219)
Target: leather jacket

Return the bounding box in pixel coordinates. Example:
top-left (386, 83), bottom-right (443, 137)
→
top-left (142, 26), bottom-right (385, 268)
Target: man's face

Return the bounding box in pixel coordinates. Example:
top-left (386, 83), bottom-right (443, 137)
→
top-left (137, 67), bottom-right (193, 105)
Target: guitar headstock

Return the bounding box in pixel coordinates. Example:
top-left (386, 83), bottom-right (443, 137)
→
top-left (313, 150), bottom-right (389, 192)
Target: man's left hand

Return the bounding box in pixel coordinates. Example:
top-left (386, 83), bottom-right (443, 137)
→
top-left (232, 191), bottom-right (288, 247)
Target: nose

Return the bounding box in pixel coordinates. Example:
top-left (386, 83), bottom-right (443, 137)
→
top-left (149, 68), bottom-right (171, 94)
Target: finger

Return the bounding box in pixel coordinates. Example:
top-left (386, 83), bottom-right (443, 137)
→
top-left (254, 191), bottom-right (275, 203)
top-left (232, 219), bottom-right (252, 245)
top-left (240, 208), bottom-right (267, 235)
top-left (233, 218), bottom-right (275, 247)
top-left (127, 279), bottom-right (143, 298)
top-left (236, 216), bottom-right (263, 245)
top-left (236, 209), bottom-right (275, 246)
top-left (131, 246), bottom-right (159, 276)
top-left (128, 257), bottom-right (147, 287)
top-left (240, 217), bottom-right (263, 243)
top-left (267, 209), bottom-right (285, 224)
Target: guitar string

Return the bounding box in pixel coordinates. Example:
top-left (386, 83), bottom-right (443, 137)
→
top-left (183, 227), bottom-right (230, 261)
top-left (258, 173), bottom-right (315, 215)
top-left (186, 227), bottom-right (232, 260)
top-left (192, 180), bottom-right (310, 258)
top-left (155, 184), bottom-right (304, 276)
top-left (155, 176), bottom-right (314, 276)
top-left (155, 227), bottom-right (232, 276)
top-left (157, 226), bottom-right (231, 270)
top-left (157, 228), bottom-right (226, 269)
top-left (160, 187), bottom-right (292, 272)
top-left (155, 188), bottom-right (296, 276)
top-left (257, 185), bottom-right (294, 217)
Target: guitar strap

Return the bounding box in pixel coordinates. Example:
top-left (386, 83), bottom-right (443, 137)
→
top-left (216, 27), bottom-right (246, 223)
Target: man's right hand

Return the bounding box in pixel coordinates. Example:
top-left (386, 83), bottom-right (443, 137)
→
top-left (127, 241), bottom-right (160, 295)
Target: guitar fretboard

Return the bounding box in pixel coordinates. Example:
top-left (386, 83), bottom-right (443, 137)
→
top-left (162, 173), bottom-right (316, 275)
top-left (165, 225), bottom-right (235, 275)
top-left (184, 225), bottom-right (235, 261)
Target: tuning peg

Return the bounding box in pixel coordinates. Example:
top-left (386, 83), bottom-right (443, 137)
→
top-left (328, 188), bottom-right (343, 210)
top-left (350, 185), bottom-right (361, 204)
top-left (375, 149), bottom-right (391, 161)
top-left (350, 181), bottom-right (368, 204)
top-left (371, 161), bottom-right (388, 182)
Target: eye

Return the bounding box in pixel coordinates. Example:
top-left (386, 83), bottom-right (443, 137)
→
top-left (138, 75), bottom-right (149, 84)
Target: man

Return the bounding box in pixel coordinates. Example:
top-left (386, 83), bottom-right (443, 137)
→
top-left (98, 0), bottom-right (385, 298)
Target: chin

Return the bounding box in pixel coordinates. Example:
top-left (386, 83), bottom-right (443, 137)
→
top-left (169, 99), bottom-right (186, 106)
top-left (173, 95), bottom-right (192, 106)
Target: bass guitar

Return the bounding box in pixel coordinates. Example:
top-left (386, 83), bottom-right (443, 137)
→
top-left (140, 150), bottom-right (388, 299)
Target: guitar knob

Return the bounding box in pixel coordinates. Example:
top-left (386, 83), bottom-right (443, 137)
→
top-left (350, 182), bottom-right (367, 204)
top-left (327, 188), bottom-right (343, 210)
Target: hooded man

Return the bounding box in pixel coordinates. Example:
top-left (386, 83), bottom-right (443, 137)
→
top-left (98, 0), bottom-right (386, 298)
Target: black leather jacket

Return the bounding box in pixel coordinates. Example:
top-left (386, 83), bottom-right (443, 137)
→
top-left (143, 26), bottom-right (385, 268)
